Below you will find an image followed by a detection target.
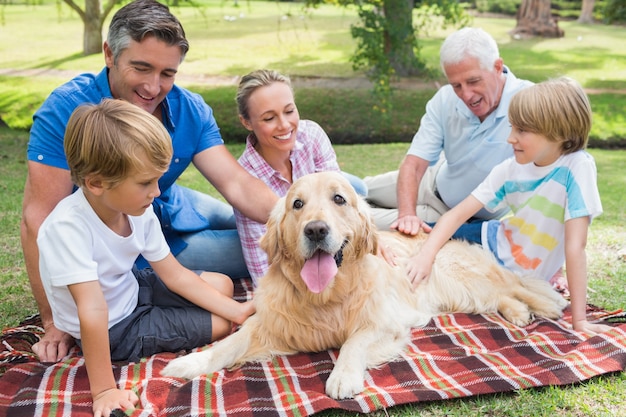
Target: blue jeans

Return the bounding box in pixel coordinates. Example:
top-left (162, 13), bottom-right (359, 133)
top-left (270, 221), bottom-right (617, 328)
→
top-left (426, 218), bottom-right (485, 245)
top-left (343, 172), bottom-right (368, 197)
top-left (174, 187), bottom-right (250, 278)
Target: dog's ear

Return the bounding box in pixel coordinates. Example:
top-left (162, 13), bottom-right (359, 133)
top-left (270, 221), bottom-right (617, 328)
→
top-left (355, 196), bottom-right (379, 256)
top-left (260, 197), bottom-right (286, 262)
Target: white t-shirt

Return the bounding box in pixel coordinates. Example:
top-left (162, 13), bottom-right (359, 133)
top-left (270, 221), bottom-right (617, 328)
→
top-left (472, 151), bottom-right (602, 280)
top-left (38, 188), bottom-right (170, 339)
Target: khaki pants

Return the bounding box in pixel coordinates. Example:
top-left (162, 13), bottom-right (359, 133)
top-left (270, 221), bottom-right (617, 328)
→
top-left (364, 159), bottom-right (449, 230)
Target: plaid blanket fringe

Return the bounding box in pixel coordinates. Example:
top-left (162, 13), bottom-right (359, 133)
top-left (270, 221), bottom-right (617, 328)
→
top-left (1, 279), bottom-right (625, 417)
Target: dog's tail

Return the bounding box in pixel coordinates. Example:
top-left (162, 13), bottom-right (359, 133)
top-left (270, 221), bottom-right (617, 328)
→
top-left (516, 275), bottom-right (569, 319)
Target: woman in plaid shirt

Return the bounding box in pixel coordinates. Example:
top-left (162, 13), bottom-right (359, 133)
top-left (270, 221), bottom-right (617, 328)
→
top-left (234, 69), bottom-right (367, 286)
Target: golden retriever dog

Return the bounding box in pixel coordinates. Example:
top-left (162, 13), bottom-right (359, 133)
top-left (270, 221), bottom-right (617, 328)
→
top-left (162, 171), bottom-right (567, 399)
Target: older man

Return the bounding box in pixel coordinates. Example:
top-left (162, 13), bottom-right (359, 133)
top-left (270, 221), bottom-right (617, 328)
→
top-left (365, 27), bottom-right (533, 239)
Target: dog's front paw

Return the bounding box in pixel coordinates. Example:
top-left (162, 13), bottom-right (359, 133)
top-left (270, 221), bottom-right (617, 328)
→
top-left (501, 309), bottom-right (533, 327)
top-left (161, 350), bottom-right (213, 379)
top-left (535, 293), bottom-right (569, 319)
top-left (325, 367), bottom-right (365, 399)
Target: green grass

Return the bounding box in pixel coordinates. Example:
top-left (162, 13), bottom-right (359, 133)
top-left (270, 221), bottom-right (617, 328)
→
top-left (0, 0), bottom-right (359, 76)
top-left (1, 1), bottom-right (625, 144)
top-left (0, 130), bottom-right (32, 326)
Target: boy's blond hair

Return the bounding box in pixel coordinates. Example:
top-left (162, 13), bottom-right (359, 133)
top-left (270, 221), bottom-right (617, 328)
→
top-left (508, 76), bottom-right (591, 155)
top-left (64, 99), bottom-right (173, 188)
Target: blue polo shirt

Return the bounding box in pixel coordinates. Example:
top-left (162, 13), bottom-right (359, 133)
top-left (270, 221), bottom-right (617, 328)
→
top-left (28, 67), bottom-right (224, 255)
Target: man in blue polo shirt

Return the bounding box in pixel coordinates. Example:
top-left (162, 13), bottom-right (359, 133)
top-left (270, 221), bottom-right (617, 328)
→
top-left (21, 0), bottom-right (277, 362)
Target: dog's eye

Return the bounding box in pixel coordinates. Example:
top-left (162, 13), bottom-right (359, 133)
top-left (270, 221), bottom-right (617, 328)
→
top-left (333, 194), bottom-right (346, 205)
top-left (293, 199), bottom-right (304, 209)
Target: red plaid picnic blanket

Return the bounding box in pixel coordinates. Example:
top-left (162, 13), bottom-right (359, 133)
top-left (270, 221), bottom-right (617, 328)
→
top-left (1, 278), bottom-right (625, 417)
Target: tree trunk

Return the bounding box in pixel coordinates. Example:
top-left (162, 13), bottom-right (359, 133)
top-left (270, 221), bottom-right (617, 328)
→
top-left (383, 0), bottom-right (421, 77)
top-left (577, 0), bottom-right (595, 24)
top-left (63, 0), bottom-right (117, 56)
top-left (83, 0), bottom-right (103, 56)
top-left (510, 0), bottom-right (564, 39)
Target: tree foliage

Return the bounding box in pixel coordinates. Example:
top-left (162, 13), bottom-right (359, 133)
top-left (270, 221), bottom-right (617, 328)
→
top-left (602, 0), bottom-right (626, 24)
top-left (306, 0), bottom-right (469, 111)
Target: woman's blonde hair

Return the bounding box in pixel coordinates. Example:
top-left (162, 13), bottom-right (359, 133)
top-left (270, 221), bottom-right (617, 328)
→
top-left (64, 99), bottom-right (173, 188)
top-left (236, 69), bottom-right (292, 121)
top-left (508, 76), bottom-right (591, 154)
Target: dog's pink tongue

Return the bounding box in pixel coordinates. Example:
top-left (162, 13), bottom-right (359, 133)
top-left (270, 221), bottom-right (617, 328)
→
top-left (300, 251), bottom-right (337, 293)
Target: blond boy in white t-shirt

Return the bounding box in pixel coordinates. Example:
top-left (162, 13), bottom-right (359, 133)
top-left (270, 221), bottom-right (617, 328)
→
top-left (38, 99), bottom-right (255, 416)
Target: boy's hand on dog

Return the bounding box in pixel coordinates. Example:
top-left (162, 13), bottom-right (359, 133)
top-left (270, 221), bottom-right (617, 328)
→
top-left (406, 255), bottom-right (433, 290)
top-left (234, 300), bottom-right (256, 325)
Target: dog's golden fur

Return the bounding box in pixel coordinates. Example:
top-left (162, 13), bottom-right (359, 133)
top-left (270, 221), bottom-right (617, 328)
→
top-left (162, 171), bottom-right (567, 399)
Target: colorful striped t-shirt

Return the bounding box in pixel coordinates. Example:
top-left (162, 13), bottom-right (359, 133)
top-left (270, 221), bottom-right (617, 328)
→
top-left (472, 150), bottom-right (602, 281)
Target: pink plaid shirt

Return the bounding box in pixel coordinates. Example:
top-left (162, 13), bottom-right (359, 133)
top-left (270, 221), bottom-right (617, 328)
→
top-left (234, 120), bottom-right (340, 286)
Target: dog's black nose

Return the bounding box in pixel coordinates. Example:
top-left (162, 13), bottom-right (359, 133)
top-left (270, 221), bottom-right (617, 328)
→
top-left (304, 220), bottom-right (329, 242)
